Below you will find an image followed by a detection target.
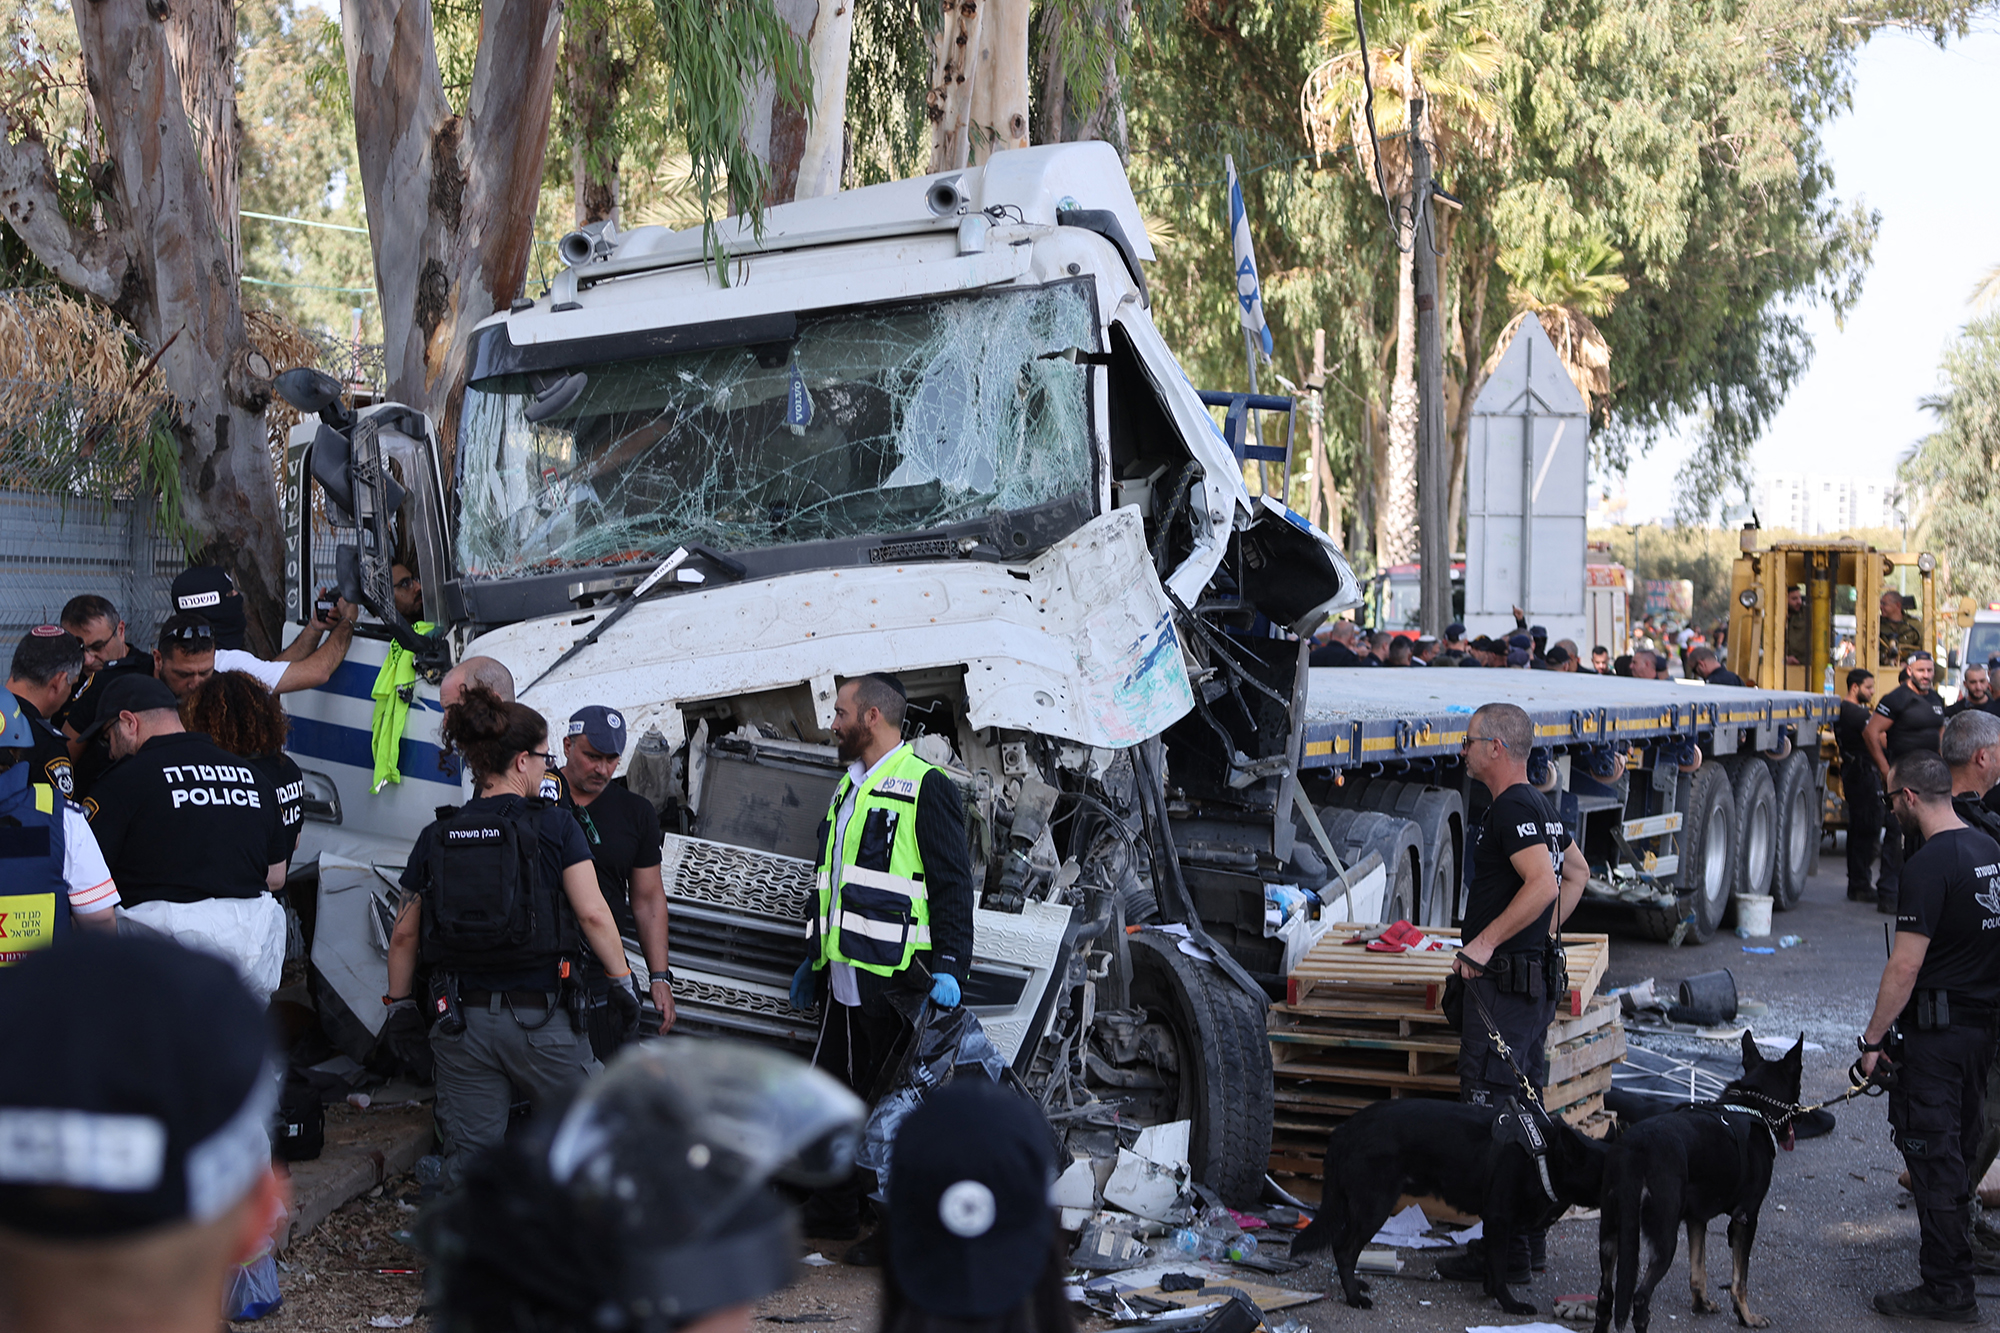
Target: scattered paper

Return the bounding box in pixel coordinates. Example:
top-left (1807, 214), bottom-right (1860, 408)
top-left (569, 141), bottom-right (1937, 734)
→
top-left (1132, 1121), bottom-right (1191, 1167)
top-left (801, 1253), bottom-right (834, 1267)
top-left (1466, 1325), bottom-right (1571, 1333)
top-left (1104, 1148), bottom-right (1190, 1221)
top-left (1455, 1220), bottom-right (1483, 1242)
top-left (367, 1318), bottom-right (414, 1329)
top-left (1368, 1203), bottom-right (1458, 1249)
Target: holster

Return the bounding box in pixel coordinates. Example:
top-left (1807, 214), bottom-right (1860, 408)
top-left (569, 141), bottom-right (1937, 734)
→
top-left (1543, 939), bottom-right (1568, 999)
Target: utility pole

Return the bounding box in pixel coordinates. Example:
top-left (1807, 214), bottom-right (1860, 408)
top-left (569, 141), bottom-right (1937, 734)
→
top-left (1410, 99), bottom-right (1451, 638)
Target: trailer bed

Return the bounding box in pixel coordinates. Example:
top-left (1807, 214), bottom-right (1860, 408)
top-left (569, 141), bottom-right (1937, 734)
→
top-left (1300, 669), bottom-right (1837, 771)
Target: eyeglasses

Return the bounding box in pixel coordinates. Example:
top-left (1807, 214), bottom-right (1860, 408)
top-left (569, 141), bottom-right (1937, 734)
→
top-left (1461, 733), bottom-right (1507, 752)
top-left (1887, 787), bottom-right (1946, 803)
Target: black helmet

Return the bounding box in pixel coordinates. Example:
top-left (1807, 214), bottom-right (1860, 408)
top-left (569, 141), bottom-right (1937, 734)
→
top-left (421, 1040), bottom-right (865, 1333)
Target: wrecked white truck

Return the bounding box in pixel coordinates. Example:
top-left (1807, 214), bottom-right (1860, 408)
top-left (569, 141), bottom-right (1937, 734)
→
top-left (277, 142), bottom-right (1363, 1206)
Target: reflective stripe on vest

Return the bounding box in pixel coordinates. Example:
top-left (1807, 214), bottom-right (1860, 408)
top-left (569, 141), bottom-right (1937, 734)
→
top-left (811, 744), bottom-right (938, 978)
top-left (0, 766), bottom-right (69, 965)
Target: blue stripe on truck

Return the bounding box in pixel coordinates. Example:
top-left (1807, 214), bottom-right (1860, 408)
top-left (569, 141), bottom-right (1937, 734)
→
top-left (287, 714), bottom-right (462, 786)
top-left (316, 659), bottom-right (445, 711)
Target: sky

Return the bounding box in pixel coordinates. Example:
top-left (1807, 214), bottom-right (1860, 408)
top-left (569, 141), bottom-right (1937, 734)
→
top-left (1602, 26), bottom-right (2000, 525)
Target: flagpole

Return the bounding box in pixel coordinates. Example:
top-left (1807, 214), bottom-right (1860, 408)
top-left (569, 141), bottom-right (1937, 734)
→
top-left (1225, 153), bottom-right (1276, 498)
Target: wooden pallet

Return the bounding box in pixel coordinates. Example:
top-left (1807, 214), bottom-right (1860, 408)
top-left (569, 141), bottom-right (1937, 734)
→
top-left (1284, 927), bottom-right (1611, 1017)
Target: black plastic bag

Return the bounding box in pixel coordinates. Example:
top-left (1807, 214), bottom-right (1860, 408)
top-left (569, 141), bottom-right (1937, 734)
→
top-left (855, 996), bottom-right (1007, 1199)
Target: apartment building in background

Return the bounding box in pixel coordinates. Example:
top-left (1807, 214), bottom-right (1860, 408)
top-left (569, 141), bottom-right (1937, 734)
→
top-left (1754, 472), bottom-right (1902, 535)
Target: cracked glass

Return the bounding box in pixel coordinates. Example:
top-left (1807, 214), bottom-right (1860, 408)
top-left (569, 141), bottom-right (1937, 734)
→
top-left (456, 281), bottom-right (1097, 580)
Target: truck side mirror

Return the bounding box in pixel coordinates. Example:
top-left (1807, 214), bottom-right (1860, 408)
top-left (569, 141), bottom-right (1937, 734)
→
top-left (275, 367), bottom-right (354, 429)
top-left (310, 423), bottom-right (405, 525)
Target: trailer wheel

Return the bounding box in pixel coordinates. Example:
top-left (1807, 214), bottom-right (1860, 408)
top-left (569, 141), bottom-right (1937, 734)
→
top-left (1766, 748), bottom-right (1816, 910)
top-left (1633, 762), bottom-right (1734, 943)
top-left (1315, 809), bottom-right (1423, 924)
top-left (1722, 756), bottom-right (1779, 904)
top-left (1126, 931), bottom-right (1274, 1207)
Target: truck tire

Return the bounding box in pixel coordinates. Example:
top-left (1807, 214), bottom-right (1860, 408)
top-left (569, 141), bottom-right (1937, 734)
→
top-left (1632, 762), bottom-right (1734, 944)
top-left (1722, 756), bottom-right (1779, 905)
top-left (1315, 807), bottom-right (1423, 924)
top-left (1352, 785), bottom-right (1465, 929)
top-left (1766, 748), bottom-right (1816, 910)
top-left (1127, 931), bottom-right (1273, 1207)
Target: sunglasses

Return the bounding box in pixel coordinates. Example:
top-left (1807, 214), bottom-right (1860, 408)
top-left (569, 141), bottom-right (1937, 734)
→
top-left (162, 622), bottom-right (214, 643)
top-left (1887, 787), bottom-right (1946, 802)
top-left (1461, 734), bottom-right (1507, 751)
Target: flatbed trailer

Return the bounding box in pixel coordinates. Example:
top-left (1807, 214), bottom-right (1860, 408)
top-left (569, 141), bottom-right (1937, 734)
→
top-left (1289, 670), bottom-right (1838, 945)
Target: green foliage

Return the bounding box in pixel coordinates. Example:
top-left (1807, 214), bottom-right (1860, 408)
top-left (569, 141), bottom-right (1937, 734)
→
top-left (1903, 316), bottom-right (2000, 598)
top-left (1505, 235), bottom-right (1627, 318)
top-left (651, 0), bottom-right (812, 272)
top-left (848, 0), bottom-right (935, 185)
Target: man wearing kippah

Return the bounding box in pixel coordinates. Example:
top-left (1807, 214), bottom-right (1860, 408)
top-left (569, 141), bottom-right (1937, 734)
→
top-left (0, 934), bottom-right (285, 1333)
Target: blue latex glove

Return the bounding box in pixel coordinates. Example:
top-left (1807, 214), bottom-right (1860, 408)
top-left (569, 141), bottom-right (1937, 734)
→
top-left (790, 960), bottom-right (817, 1011)
top-left (929, 972), bottom-right (961, 1008)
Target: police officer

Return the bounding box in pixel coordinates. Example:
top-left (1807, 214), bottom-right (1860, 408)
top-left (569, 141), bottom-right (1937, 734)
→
top-left (1946, 665), bottom-right (2000, 720)
top-left (1840, 669), bottom-right (1883, 904)
top-left (1866, 650), bottom-right (1945, 914)
top-left (0, 693), bottom-right (118, 958)
top-left (1857, 750), bottom-right (2000, 1323)
top-left (7, 627), bottom-right (83, 798)
top-left (558, 704), bottom-right (675, 1045)
top-left (55, 594), bottom-right (151, 731)
top-left (1882, 589), bottom-right (1926, 667)
top-left (788, 673), bottom-right (976, 1258)
top-left (1437, 701), bottom-right (1588, 1288)
top-left (420, 1040), bottom-right (863, 1333)
top-left (167, 566), bottom-right (357, 695)
top-left (81, 673), bottom-right (289, 1002)
top-left (1941, 711), bottom-right (2000, 1266)
top-left (0, 935), bottom-right (286, 1333)
top-left (383, 685), bottom-right (638, 1190)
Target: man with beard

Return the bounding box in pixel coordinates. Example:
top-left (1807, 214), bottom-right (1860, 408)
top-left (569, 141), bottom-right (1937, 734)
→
top-left (788, 673), bottom-right (975, 1264)
top-left (1946, 664), bottom-right (1999, 720)
top-left (1866, 650), bottom-right (1946, 914)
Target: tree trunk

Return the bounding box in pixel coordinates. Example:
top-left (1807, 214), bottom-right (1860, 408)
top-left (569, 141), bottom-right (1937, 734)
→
top-left (1036, 0), bottom-right (1129, 155)
top-left (167, 0), bottom-right (242, 275)
top-left (742, 0), bottom-right (819, 204)
top-left (968, 0), bottom-right (1028, 163)
top-left (1, 0), bottom-right (282, 647)
top-left (563, 0), bottom-right (627, 226)
top-left (1378, 196), bottom-right (1419, 567)
top-left (342, 0), bottom-right (563, 465)
top-left (926, 0), bottom-right (983, 172)
top-left (795, 0), bottom-right (855, 198)
top-left (1447, 244), bottom-right (1494, 555)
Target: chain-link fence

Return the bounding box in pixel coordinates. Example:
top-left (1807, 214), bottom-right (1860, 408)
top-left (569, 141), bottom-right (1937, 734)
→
top-left (0, 486), bottom-right (186, 645)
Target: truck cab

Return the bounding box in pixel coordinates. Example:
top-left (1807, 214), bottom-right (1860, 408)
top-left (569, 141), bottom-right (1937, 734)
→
top-left (277, 142), bottom-right (1361, 1204)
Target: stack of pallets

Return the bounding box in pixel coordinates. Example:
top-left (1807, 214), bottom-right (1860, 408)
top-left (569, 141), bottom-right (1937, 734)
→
top-left (1267, 926), bottom-right (1623, 1201)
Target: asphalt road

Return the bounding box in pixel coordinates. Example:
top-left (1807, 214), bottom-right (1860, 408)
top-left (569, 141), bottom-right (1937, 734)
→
top-left (1283, 859), bottom-right (1985, 1332)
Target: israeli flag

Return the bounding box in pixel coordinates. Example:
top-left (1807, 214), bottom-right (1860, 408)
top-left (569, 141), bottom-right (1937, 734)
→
top-left (1226, 155), bottom-right (1273, 360)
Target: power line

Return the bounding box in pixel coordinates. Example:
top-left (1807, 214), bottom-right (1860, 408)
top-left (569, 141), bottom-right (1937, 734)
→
top-left (241, 275), bottom-right (377, 296)
top-left (240, 208), bottom-right (370, 236)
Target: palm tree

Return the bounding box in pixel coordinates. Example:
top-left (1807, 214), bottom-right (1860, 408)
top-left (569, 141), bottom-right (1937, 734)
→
top-left (1302, 0), bottom-right (1503, 566)
top-left (1494, 236), bottom-right (1630, 415)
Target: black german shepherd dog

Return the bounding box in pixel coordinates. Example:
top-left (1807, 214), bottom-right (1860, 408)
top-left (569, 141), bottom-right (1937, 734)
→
top-left (1593, 1033), bottom-right (1806, 1333)
top-left (1291, 1098), bottom-right (1611, 1315)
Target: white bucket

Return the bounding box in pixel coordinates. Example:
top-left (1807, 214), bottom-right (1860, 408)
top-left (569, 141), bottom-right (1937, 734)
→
top-left (1736, 894), bottom-right (1774, 938)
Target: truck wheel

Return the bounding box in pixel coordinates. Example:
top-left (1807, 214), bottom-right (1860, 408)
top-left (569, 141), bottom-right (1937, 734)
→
top-left (1316, 809), bottom-right (1423, 924)
top-left (1126, 932), bottom-right (1274, 1207)
top-left (1722, 756), bottom-right (1778, 904)
top-left (1633, 763), bottom-right (1735, 943)
top-left (1766, 748), bottom-right (1816, 910)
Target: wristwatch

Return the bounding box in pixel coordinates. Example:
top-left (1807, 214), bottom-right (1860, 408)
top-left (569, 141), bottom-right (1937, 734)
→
top-left (1857, 1034), bottom-right (1885, 1053)
top-left (649, 968), bottom-right (675, 987)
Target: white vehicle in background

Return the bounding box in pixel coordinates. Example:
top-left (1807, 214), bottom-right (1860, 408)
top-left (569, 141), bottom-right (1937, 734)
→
top-left (277, 143), bottom-right (1361, 1205)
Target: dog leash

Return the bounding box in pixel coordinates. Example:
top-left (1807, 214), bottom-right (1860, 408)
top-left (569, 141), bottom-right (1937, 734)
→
top-left (1457, 962), bottom-right (1563, 1205)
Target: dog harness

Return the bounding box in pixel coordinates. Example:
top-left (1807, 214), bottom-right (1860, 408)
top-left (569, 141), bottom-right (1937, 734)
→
top-left (1492, 1101), bottom-right (1561, 1205)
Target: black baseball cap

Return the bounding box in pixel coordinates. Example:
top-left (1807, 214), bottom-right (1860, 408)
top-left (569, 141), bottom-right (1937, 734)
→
top-left (566, 705), bottom-right (629, 757)
top-left (171, 567), bottom-right (246, 650)
top-left (76, 672), bottom-right (181, 737)
top-left (1545, 645), bottom-right (1572, 666)
top-left (889, 1079), bottom-right (1056, 1320)
top-left (1507, 633), bottom-right (1533, 650)
top-left (0, 934), bottom-right (275, 1239)
top-left (1444, 623), bottom-right (1467, 639)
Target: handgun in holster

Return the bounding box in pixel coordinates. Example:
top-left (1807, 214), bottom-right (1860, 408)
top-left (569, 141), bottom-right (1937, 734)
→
top-left (559, 958), bottom-right (591, 1035)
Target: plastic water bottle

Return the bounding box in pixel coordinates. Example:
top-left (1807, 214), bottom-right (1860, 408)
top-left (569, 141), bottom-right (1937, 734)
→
top-left (1223, 1233), bottom-right (1259, 1262)
top-left (1171, 1228), bottom-right (1219, 1259)
top-left (1824, 664), bottom-right (1836, 695)
top-left (1777, 935), bottom-right (1803, 948)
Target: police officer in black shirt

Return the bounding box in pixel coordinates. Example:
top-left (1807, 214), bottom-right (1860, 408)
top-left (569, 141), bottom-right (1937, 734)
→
top-left (1866, 650), bottom-right (1946, 915)
top-left (1944, 664), bottom-right (1999, 720)
top-left (1436, 702), bottom-right (1588, 1288)
top-left (6, 627), bottom-right (83, 799)
top-left (1858, 750), bottom-right (2000, 1323)
top-left (384, 686), bottom-right (638, 1190)
top-left (81, 673), bottom-right (291, 1004)
top-left (1838, 669), bottom-right (1882, 903)
top-left (558, 704), bottom-right (674, 1048)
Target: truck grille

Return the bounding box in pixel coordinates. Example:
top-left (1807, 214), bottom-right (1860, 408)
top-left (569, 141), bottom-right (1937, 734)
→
top-left (661, 833), bottom-right (819, 1052)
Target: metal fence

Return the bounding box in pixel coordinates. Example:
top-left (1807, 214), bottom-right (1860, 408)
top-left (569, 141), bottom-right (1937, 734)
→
top-left (0, 489), bottom-right (186, 645)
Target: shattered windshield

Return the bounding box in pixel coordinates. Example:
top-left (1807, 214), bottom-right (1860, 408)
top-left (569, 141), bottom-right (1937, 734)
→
top-left (456, 281), bottom-right (1097, 579)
